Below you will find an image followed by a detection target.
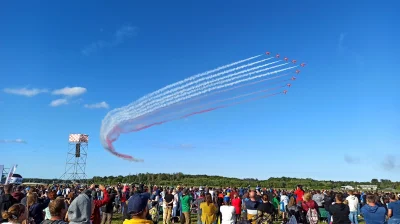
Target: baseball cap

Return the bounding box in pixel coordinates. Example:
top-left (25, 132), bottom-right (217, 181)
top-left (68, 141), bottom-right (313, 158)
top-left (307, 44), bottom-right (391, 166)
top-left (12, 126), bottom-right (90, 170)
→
top-left (127, 193), bottom-right (150, 215)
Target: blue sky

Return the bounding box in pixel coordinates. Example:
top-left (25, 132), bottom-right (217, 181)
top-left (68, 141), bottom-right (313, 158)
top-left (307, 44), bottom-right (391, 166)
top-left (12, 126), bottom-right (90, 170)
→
top-left (1, 1), bottom-right (399, 182)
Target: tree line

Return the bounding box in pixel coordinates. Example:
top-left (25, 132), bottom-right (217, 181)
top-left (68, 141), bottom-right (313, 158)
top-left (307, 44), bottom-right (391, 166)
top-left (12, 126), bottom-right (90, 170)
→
top-left (19, 173), bottom-right (400, 190)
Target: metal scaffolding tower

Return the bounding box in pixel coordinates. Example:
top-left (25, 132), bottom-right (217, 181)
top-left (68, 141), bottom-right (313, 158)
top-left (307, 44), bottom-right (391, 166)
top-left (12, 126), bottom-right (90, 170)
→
top-left (60, 134), bottom-right (89, 182)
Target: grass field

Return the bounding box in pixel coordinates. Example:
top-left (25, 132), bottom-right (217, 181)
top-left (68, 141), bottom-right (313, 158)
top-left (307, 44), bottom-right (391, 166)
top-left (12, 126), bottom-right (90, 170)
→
top-left (110, 212), bottom-right (366, 224)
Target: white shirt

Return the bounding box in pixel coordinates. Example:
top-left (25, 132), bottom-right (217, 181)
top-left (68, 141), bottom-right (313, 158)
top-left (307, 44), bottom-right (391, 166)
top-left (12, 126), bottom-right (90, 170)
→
top-left (281, 195), bottom-right (289, 207)
top-left (209, 190), bottom-right (214, 200)
top-left (220, 205), bottom-right (236, 224)
top-left (346, 195), bottom-right (359, 212)
top-left (173, 193), bottom-right (178, 207)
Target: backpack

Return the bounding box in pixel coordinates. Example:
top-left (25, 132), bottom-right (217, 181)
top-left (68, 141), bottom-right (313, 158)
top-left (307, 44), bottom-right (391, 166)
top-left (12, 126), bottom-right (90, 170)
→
top-left (306, 208), bottom-right (318, 224)
top-left (287, 215), bottom-right (297, 224)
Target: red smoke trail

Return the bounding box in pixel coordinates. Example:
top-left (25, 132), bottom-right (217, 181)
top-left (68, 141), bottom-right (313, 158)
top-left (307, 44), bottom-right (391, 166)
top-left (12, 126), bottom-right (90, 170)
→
top-left (118, 74), bottom-right (293, 129)
top-left (105, 91), bottom-right (285, 161)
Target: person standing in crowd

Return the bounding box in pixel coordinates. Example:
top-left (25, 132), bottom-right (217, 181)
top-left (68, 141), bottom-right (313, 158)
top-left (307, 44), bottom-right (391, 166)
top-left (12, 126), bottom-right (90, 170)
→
top-left (27, 192), bottom-right (50, 224)
top-left (0, 185), bottom-right (18, 223)
top-left (301, 192), bottom-right (319, 224)
top-left (324, 191), bottom-right (334, 224)
top-left (90, 184), bottom-right (110, 224)
top-left (361, 194), bottom-right (386, 224)
top-left (200, 193), bottom-right (217, 224)
top-left (1, 204), bottom-right (27, 224)
top-left (65, 192), bottom-right (76, 207)
top-left (44, 190), bottom-right (58, 220)
top-left (193, 192), bottom-right (205, 224)
top-left (245, 190), bottom-right (260, 224)
top-left (312, 190), bottom-right (324, 208)
top-left (163, 189), bottom-right (174, 224)
top-left (254, 194), bottom-right (275, 224)
top-left (172, 189), bottom-right (179, 218)
top-left (123, 193), bottom-right (153, 224)
top-left (180, 188), bottom-right (192, 224)
top-left (271, 194), bottom-right (280, 220)
top-left (280, 191), bottom-right (289, 222)
top-left (209, 188), bottom-right (215, 202)
top-left (11, 186), bottom-right (25, 203)
top-left (294, 185), bottom-right (304, 203)
top-left (101, 188), bottom-right (116, 224)
top-left (67, 191), bottom-right (92, 224)
top-left (42, 198), bottom-right (68, 224)
top-left (216, 190), bottom-right (224, 224)
top-left (220, 197), bottom-right (236, 224)
top-left (287, 196), bottom-right (301, 223)
top-left (346, 190), bottom-right (359, 224)
top-left (231, 193), bottom-right (242, 223)
top-left (329, 193), bottom-right (351, 224)
top-left (120, 185), bottom-right (129, 220)
top-left (375, 194), bottom-right (388, 213)
top-left (388, 194), bottom-right (400, 224)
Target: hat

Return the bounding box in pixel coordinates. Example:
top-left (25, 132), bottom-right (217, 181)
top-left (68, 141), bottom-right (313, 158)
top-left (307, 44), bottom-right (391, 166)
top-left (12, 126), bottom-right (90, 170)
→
top-left (127, 193), bottom-right (150, 215)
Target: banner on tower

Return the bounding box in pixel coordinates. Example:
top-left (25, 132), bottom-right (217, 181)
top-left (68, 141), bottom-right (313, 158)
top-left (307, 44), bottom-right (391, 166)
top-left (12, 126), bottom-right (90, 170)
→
top-left (69, 134), bottom-right (89, 143)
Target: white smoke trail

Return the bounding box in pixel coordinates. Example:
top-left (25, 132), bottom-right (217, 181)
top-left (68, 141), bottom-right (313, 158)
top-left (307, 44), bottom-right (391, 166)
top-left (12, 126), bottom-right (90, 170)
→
top-left (129, 60), bottom-right (279, 112)
top-left (128, 57), bottom-right (273, 110)
top-left (100, 55), bottom-right (264, 130)
top-left (100, 54), bottom-right (301, 160)
top-left (137, 66), bottom-right (296, 116)
top-left (134, 55), bottom-right (262, 103)
top-left (103, 65), bottom-right (295, 135)
top-left (108, 65), bottom-right (297, 131)
top-left (125, 62), bottom-right (290, 116)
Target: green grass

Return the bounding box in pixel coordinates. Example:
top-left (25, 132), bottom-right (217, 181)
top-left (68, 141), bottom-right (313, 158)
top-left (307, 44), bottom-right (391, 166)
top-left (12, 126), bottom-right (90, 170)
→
top-left (111, 212), bottom-right (366, 224)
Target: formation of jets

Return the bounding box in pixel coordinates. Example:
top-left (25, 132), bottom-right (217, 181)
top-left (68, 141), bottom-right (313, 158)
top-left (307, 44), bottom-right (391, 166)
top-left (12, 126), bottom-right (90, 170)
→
top-left (264, 51), bottom-right (306, 68)
top-left (263, 51), bottom-right (306, 96)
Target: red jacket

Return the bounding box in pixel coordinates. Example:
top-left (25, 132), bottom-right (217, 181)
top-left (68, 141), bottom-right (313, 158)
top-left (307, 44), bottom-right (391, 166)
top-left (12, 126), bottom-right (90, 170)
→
top-left (91, 190), bottom-right (109, 224)
top-left (231, 198), bottom-right (242, 215)
top-left (301, 200), bottom-right (319, 212)
top-left (294, 189), bottom-right (304, 203)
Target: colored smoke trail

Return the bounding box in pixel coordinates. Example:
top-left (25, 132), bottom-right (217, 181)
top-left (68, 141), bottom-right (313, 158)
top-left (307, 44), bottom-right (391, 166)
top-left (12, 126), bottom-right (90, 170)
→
top-left (100, 52), bottom-right (305, 161)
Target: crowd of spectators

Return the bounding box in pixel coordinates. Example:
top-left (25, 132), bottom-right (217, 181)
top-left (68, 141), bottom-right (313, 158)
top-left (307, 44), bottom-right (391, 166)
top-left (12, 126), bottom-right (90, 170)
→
top-left (1, 183), bottom-right (399, 224)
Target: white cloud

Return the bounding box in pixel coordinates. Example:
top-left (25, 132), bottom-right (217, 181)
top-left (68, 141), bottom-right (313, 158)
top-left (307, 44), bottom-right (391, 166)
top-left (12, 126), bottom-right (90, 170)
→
top-left (0, 139), bottom-right (27, 144)
top-left (82, 25), bottom-right (137, 55)
top-left (114, 25), bottom-right (136, 44)
top-left (52, 87), bottom-right (87, 97)
top-left (84, 101), bottom-right (109, 109)
top-left (3, 88), bottom-right (48, 97)
top-left (50, 99), bottom-right (68, 107)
